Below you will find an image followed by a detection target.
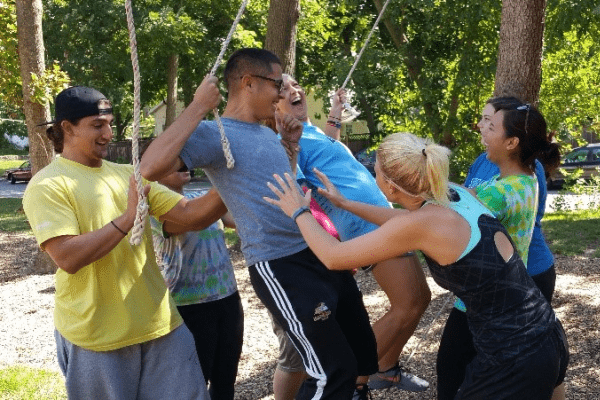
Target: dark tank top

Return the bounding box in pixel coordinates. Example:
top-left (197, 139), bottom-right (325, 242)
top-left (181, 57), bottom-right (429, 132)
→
top-left (425, 185), bottom-right (556, 364)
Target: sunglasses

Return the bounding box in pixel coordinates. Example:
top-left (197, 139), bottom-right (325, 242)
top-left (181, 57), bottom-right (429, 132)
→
top-left (248, 74), bottom-right (284, 92)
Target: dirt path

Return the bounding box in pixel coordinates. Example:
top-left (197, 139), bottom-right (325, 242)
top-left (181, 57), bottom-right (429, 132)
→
top-left (0, 233), bottom-right (598, 399)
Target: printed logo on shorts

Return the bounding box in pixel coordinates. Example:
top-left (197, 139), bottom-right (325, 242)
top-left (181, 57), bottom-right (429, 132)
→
top-left (313, 302), bottom-right (331, 321)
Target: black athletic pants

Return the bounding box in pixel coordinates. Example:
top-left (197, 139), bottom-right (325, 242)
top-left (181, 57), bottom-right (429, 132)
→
top-left (249, 248), bottom-right (378, 400)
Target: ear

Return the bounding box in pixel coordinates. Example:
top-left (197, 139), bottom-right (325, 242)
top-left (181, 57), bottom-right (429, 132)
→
top-left (240, 74), bottom-right (253, 90)
top-left (505, 136), bottom-right (519, 151)
top-left (61, 120), bottom-right (74, 136)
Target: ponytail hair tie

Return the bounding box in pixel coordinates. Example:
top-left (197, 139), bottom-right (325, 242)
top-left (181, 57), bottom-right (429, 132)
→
top-left (422, 148), bottom-right (427, 157)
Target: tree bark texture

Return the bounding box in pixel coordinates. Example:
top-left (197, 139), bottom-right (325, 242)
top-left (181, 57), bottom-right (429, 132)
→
top-left (165, 53), bottom-right (179, 129)
top-left (16, 0), bottom-right (53, 175)
top-left (494, 0), bottom-right (546, 104)
top-left (264, 0), bottom-right (300, 75)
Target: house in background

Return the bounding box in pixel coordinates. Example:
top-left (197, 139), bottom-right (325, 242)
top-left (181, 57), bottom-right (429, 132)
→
top-left (146, 100), bottom-right (186, 137)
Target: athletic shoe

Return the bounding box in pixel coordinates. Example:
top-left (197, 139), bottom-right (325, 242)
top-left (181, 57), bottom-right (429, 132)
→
top-left (352, 384), bottom-right (372, 400)
top-left (368, 364), bottom-right (429, 392)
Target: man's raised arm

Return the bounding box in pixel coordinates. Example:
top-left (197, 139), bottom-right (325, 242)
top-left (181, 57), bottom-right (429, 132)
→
top-left (140, 76), bottom-right (221, 181)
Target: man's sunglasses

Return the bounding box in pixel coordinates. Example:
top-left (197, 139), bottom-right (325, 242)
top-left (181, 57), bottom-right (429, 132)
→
top-left (247, 74), bottom-right (284, 92)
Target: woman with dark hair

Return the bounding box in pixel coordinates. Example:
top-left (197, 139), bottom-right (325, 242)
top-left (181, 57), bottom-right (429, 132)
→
top-left (265, 132), bottom-right (569, 399)
top-left (437, 97), bottom-right (564, 400)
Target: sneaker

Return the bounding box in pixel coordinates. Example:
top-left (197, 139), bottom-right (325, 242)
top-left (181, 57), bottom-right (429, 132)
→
top-left (368, 364), bottom-right (429, 392)
top-left (352, 384), bottom-right (373, 400)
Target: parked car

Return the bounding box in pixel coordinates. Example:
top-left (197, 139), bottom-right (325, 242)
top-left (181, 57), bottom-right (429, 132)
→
top-left (4, 160), bottom-right (32, 184)
top-left (547, 143), bottom-right (600, 189)
top-left (354, 148), bottom-right (376, 176)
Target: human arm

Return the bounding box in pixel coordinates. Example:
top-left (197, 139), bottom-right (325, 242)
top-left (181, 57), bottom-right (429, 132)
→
top-left (312, 167), bottom-right (407, 225)
top-left (221, 211), bottom-right (236, 229)
top-left (42, 176), bottom-right (151, 274)
top-left (140, 75), bottom-right (221, 181)
top-left (159, 188), bottom-right (227, 235)
top-left (276, 110), bottom-right (303, 175)
top-left (323, 88), bottom-right (346, 140)
top-left (265, 173), bottom-right (466, 269)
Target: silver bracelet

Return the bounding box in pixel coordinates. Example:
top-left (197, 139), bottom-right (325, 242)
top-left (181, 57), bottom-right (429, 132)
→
top-left (291, 205), bottom-right (310, 222)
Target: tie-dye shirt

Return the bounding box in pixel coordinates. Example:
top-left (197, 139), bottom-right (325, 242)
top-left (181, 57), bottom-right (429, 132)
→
top-left (475, 174), bottom-right (538, 266)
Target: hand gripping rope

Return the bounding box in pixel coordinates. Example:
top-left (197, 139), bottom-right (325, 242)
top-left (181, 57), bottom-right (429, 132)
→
top-left (124, 0), bottom-right (248, 245)
top-left (125, 0), bottom-right (147, 246)
top-left (208, 0), bottom-right (250, 171)
top-left (338, 0), bottom-right (392, 120)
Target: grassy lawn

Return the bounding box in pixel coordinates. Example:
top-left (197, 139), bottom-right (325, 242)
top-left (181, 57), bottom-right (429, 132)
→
top-left (0, 159), bottom-right (26, 178)
top-left (0, 366), bottom-right (65, 399)
top-left (542, 208), bottom-right (600, 257)
top-left (0, 198), bottom-right (30, 233)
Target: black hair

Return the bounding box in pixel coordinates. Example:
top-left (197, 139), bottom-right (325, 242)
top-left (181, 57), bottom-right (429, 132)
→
top-left (223, 48), bottom-right (281, 93)
top-left (492, 101), bottom-right (561, 174)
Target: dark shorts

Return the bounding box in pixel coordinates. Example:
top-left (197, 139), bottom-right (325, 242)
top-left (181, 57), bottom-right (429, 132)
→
top-left (457, 319), bottom-right (569, 400)
top-left (249, 247), bottom-right (378, 399)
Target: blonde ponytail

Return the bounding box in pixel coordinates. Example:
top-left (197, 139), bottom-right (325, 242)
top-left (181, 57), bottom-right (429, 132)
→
top-left (377, 133), bottom-right (451, 204)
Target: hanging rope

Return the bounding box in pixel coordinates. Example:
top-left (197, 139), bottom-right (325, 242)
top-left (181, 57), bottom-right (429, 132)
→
top-left (209, 0), bottom-right (250, 170)
top-left (125, 0), bottom-right (147, 246)
top-left (338, 0), bottom-right (393, 118)
top-left (341, 0), bottom-right (392, 90)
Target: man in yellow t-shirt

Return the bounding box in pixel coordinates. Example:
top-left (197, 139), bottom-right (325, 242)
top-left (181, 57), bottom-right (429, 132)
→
top-left (23, 82), bottom-right (223, 399)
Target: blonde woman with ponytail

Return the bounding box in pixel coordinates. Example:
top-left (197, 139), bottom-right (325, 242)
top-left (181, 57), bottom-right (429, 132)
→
top-left (265, 132), bottom-right (568, 399)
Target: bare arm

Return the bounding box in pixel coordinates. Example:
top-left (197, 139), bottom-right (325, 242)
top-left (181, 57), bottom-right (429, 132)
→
top-left (140, 76), bottom-right (221, 182)
top-left (221, 211), bottom-right (236, 229)
top-left (313, 167), bottom-right (407, 226)
top-left (265, 173), bottom-right (471, 269)
top-left (276, 111), bottom-right (303, 175)
top-left (264, 173), bottom-right (422, 269)
top-left (43, 177), bottom-right (150, 274)
top-left (159, 188), bottom-right (227, 235)
top-left (323, 88), bottom-right (346, 140)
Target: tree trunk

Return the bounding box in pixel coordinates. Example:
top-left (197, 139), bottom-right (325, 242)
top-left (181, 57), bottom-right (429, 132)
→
top-left (264, 0), bottom-right (300, 74)
top-left (494, 0), bottom-right (546, 104)
top-left (16, 0), bottom-right (53, 176)
top-left (164, 53), bottom-right (179, 129)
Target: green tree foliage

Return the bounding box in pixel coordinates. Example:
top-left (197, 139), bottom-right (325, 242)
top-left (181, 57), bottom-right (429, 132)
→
top-left (0, 0), bottom-right (22, 115)
top-left (37, 0), bottom-right (600, 180)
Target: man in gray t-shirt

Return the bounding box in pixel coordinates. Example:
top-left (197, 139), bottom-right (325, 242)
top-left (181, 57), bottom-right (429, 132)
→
top-left (141, 48), bottom-right (378, 399)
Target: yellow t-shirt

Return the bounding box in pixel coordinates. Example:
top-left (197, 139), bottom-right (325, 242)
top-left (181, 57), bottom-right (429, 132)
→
top-left (23, 157), bottom-right (183, 351)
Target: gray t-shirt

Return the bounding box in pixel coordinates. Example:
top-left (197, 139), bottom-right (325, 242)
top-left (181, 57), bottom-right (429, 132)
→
top-left (180, 118), bottom-right (307, 266)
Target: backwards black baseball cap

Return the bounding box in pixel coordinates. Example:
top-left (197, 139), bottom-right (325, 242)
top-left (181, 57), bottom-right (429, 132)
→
top-left (39, 86), bottom-right (112, 126)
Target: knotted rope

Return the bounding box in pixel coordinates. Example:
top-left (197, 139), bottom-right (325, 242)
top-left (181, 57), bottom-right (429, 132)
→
top-left (209, 0), bottom-right (250, 170)
top-left (125, 0), bottom-right (147, 246)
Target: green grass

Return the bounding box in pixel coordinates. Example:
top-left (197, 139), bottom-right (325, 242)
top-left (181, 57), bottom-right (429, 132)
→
top-left (0, 148), bottom-right (28, 157)
top-left (0, 198), bottom-right (31, 233)
top-left (0, 159), bottom-right (25, 177)
top-left (543, 208), bottom-right (600, 257)
top-left (0, 366), bottom-right (66, 400)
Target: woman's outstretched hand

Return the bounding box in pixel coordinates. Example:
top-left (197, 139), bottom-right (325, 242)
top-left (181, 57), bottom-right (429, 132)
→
top-left (313, 168), bottom-right (348, 208)
top-left (265, 173), bottom-right (311, 217)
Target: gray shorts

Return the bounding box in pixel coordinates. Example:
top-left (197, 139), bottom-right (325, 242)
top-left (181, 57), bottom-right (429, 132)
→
top-left (55, 324), bottom-right (209, 399)
top-left (270, 312), bottom-right (305, 373)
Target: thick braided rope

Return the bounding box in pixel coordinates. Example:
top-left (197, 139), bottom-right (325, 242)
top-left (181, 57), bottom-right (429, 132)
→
top-left (209, 0), bottom-right (250, 170)
top-left (341, 0), bottom-right (393, 90)
top-left (125, 0), bottom-right (148, 246)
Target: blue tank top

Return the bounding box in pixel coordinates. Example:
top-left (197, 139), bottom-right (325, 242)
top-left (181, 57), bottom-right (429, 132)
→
top-left (426, 185), bottom-right (556, 364)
